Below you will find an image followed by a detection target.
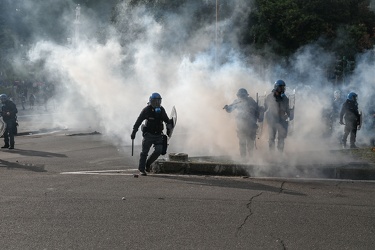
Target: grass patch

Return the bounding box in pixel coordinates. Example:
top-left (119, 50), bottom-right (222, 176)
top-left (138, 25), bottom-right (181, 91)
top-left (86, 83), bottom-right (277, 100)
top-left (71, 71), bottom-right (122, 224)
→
top-left (347, 147), bottom-right (375, 163)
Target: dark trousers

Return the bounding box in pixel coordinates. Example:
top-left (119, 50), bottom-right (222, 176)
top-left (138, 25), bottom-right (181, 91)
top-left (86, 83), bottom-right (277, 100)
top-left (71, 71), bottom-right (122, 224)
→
top-left (342, 121), bottom-right (358, 146)
top-left (268, 121), bottom-right (288, 152)
top-left (4, 120), bottom-right (15, 147)
top-left (139, 133), bottom-right (163, 171)
top-left (237, 128), bottom-right (257, 157)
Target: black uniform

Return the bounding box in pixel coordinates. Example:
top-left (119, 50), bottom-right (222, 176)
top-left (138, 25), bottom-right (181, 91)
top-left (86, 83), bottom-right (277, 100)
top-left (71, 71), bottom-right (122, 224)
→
top-left (367, 106), bottom-right (375, 146)
top-left (340, 99), bottom-right (361, 148)
top-left (1, 99), bottom-right (18, 149)
top-left (264, 91), bottom-right (290, 152)
top-left (132, 105), bottom-right (171, 172)
top-left (224, 96), bottom-right (259, 157)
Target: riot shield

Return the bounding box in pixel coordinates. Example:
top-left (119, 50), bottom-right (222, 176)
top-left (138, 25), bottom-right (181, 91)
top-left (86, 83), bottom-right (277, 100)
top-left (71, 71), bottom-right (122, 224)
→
top-left (256, 92), bottom-right (267, 138)
top-left (0, 117), bottom-right (6, 136)
top-left (168, 106), bottom-right (177, 138)
top-left (358, 110), bottom-right (363, 130)
top-left (288, 89), bottom-right (296, 135)
top-left (161, 106), bottom-right (177, 155)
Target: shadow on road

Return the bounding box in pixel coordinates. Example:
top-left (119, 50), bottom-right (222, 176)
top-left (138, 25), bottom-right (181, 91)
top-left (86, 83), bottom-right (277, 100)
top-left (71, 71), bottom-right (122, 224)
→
top-left (3, 149), bottom-right (67, 158)
top-left (0, 159), bottom-right (46, 172)
top-left (151, 175), bottom-right (306, 196)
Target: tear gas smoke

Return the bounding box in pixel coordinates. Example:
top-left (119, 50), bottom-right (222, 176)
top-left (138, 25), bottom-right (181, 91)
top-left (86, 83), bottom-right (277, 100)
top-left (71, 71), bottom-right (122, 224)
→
top-left (7, 1), bottom-right (375, 176)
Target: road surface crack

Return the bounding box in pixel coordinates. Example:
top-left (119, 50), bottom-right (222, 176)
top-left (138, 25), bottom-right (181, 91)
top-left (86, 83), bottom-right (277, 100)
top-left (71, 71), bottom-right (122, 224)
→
top-left (235, 192), bottom-right (263, 236)
top-left (279, 181), bottom-right (286, 194)
top-left (276, 237), bottom-right (287, 249)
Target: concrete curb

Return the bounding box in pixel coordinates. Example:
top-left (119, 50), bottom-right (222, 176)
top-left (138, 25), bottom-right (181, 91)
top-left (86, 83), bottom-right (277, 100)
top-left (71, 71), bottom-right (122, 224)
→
top-left (154, 159), bottom-right (375, 180)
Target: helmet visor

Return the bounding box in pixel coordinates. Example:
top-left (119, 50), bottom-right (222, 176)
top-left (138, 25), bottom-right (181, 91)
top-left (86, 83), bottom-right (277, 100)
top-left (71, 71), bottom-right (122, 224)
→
top-left (275, 85), bottom-right (286, 93)
top-left (150, 98), bottom-right (161, 108)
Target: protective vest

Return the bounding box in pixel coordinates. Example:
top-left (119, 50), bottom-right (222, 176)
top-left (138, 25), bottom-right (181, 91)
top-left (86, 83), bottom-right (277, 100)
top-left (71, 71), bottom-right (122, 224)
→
top-left (1, 100), bottom-right (18, 122)
top-left (133, 105), bottom-right (169, 134)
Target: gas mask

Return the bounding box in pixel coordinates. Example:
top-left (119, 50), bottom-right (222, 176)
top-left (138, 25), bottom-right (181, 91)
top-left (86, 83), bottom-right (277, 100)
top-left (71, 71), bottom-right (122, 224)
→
top-left (150, 99), bottom-right (161, 113)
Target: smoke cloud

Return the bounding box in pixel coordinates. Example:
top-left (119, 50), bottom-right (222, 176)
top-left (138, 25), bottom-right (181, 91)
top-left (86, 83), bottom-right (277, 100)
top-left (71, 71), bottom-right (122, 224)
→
top-left (7, 0), bottom-right (375, 174)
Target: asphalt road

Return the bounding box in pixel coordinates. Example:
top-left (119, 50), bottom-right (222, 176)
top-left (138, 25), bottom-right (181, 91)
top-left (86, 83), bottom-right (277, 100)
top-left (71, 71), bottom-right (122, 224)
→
top-left (0, 113), bottom-right (375, 249)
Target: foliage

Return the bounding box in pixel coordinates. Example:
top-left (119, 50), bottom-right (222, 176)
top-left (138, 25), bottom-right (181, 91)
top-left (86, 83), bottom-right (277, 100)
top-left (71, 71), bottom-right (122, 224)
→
top-left (245, 0), bottom-right (375, 58)
top-left (0, 0), bottom-right (374, 83)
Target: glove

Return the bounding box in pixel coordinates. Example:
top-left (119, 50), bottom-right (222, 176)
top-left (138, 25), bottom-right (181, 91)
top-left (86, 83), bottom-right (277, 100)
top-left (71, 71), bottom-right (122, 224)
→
top-left (130, 130), bottom-right (137, 140)
top-left (167, 128), bottom-right (171, 137)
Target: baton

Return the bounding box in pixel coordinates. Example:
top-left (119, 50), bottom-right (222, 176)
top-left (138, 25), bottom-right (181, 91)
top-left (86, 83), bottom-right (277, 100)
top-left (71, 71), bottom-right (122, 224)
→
top-left (131, 139), bottom-right (134, 156)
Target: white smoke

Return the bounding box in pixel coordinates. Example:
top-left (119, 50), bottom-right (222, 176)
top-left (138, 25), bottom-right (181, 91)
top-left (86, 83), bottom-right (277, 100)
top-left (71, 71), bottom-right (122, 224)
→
top-left (16, 0), bottom-right (374, 172)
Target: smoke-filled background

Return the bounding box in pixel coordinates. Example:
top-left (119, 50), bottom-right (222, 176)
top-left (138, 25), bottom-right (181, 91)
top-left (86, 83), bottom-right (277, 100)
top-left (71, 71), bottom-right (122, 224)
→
top-left (2, 0), bottom-right (375, 165)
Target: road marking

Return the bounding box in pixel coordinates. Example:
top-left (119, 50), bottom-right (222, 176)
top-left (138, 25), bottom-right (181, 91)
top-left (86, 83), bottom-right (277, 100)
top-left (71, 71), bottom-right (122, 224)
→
top-left (60, 170), bottom-right (375, 182)
top-left (61, 169), bottom-right (139, 176)
top-left (60, 169), bottom-right (215, 178)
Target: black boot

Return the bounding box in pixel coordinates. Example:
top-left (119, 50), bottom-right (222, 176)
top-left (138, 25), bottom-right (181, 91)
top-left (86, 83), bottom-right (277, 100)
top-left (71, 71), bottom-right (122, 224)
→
top-left (138, 168), bottom-right (147, 176)
top-left (1, 145), bottom-right (9, 149)
top-left (341, 140), bottom-right (346, 149)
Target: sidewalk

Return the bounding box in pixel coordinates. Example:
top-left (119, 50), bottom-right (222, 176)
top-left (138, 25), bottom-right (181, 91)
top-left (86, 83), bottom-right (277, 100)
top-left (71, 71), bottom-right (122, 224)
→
top-left (154, 152), bottom-right (375, 180)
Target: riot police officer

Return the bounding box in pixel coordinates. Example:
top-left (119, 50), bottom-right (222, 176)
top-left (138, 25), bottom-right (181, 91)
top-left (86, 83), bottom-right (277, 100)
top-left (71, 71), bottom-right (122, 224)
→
top-left (264, 80), bottom-right (292, 152)
top-left (339, 92), bottom-right (361, 148)
top-left (0, 94), bottom-right (18, 149)
top-left (224, 88), bottom-right (260, 158)
top-left (131, 93), bottom-right (173, 176)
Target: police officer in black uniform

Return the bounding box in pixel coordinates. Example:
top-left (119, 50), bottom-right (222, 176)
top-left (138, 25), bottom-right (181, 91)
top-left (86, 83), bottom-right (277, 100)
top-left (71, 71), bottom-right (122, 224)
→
top-left (0, 94), bottom-right (18, 149)
top-left (224, 88), bottom-right (260, 158)
top-left (339, 92), bottom-right (361, 148)
top-left (131, 93), bottom-right (173, 175)
top-left (264, 80), bottom-right (292, 152)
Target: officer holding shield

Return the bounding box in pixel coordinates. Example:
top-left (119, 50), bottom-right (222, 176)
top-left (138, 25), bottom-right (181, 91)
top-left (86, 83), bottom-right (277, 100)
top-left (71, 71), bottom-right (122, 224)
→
top-left (131, 93), bottom-right (174, 176)
top-left (339, 92), bottom-right (361, 148)
top-left (264, 80), bottom-right (292, 152)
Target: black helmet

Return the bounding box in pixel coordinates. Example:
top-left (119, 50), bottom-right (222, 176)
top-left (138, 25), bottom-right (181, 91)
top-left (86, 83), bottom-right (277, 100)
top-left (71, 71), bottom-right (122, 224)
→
top-left (274, 80), bottom-right (286, 93)
top-left (347, 92), bottom-right (357, 102)
top-left (236, 88), bottom-right (249, 98)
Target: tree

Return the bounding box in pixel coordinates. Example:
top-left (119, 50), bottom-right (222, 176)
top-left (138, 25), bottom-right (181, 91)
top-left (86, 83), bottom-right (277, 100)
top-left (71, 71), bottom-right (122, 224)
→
top-left (244, 0), bottom-right (375, 58)
top-left (0, 1), bottom-right (16, 81)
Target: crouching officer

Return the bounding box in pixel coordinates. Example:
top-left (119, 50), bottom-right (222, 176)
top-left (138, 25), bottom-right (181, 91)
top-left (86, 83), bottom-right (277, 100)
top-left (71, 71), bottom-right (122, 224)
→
top-left (0, 94), bottom-right (18, 149)
top-left (131, 93), bottom-right (173, 176)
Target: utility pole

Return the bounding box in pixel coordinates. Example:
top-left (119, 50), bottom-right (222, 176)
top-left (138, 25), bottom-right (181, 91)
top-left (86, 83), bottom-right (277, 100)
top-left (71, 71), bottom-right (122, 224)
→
top-left (74, 4), bottom-right (81, 46)
top-left (215, 0), bottom-right (219, 70)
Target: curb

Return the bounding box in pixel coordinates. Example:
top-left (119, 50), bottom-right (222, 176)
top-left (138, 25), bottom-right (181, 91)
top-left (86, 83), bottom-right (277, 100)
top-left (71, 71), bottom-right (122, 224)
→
top-left (154, 159), bottom-right (375, 180)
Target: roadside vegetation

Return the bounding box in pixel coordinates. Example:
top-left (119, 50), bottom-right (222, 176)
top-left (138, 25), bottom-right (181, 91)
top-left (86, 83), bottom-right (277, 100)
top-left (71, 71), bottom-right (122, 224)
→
top-left (0, 0), bottom-right (374, 83)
